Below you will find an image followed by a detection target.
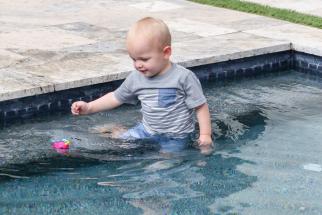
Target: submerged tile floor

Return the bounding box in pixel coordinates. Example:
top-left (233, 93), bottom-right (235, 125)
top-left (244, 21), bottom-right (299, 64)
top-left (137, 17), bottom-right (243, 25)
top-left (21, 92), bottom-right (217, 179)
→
top-left (1, 70), bottom-right (322, 214)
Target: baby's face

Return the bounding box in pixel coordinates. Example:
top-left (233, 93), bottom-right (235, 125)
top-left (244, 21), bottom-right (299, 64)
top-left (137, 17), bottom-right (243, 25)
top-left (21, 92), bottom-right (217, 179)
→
top-left (127, 37), bottom-right (171, 77)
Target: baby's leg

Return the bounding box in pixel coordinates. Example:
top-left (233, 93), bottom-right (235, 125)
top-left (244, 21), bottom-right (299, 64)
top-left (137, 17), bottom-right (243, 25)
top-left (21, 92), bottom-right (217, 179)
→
top-left (119, 123), bottom-right (151, 140)
top-left (158, 137), bottom-right (187, 154)
top-left (89, 123), bottom-right (127, 139)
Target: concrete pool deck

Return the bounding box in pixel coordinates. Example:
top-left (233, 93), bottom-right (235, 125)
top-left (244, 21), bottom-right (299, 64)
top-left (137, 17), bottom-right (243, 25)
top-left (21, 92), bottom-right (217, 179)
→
top-left (1, 0), bottom-right (322, 102)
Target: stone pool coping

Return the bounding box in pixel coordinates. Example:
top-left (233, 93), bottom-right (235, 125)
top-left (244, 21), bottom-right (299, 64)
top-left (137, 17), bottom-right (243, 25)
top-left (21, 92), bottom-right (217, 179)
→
top-left (1, 0), bottom-right (322, 103)
top-left (0, 43), bottom-right (291, 102)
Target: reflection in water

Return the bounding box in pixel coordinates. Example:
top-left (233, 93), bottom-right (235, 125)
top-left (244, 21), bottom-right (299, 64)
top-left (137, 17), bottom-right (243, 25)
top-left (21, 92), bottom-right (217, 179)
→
top-left (1, 71), bottom-right (322, 214)
top-left (0, 101), bottom-right (261, 214)
top-left (100, 154), bottom-right (256, 215)
top-left (0, 151), bottom-right (257, 215)
top-left (213, 109), bottom-right (267, 153)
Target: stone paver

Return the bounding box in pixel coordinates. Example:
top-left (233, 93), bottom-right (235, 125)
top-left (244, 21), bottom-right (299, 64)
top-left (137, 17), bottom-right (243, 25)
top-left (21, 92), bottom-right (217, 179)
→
top-left (244, 0), bottom-right (322, 17)
top-left (246, 23), bottom-right (322, 56)
top-left (1, 0), bottom-right (322, 101)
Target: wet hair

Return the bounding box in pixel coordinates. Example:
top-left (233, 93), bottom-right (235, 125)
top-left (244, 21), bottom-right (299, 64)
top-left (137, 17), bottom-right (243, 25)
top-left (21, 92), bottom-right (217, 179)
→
top-left (127, 17), bottom-right (171, 50)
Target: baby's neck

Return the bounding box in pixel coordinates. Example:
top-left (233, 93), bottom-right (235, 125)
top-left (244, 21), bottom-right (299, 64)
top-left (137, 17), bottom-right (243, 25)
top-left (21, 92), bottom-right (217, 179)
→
top-left (157, 61), bottom-right (172, 77)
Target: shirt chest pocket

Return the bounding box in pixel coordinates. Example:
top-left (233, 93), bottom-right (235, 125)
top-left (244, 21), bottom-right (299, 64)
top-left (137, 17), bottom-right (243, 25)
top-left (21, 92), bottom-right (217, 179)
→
top-left (158, 88), bottom-right (177, 108)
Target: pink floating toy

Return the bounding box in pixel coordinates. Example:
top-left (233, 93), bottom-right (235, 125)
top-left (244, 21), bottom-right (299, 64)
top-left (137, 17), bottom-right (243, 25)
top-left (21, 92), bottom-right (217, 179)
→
top-left (52, 139), bottom-right (71, 149)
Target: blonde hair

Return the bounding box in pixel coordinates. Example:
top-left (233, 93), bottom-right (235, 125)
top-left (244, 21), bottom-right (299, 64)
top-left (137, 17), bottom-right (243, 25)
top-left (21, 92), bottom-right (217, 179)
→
top-left (127, 17), bottom-right (171, 50)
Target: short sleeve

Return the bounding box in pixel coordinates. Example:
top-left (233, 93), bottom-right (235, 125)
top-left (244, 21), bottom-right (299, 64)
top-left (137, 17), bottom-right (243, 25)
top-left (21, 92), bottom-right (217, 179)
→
top-left (114, 72), bottom-right (138, 105)
top-left (184, 72), bottom-right (207, 109)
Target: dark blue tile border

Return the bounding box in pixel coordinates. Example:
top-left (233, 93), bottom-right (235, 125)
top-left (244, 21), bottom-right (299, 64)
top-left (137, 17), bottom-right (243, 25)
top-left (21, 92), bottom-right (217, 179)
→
top-left (293, 52), bottom-right (322, 77)
top-left (191, 51), bottom-right (292, 82)
top-left (1, 50), bottom-right (321, 126)
top-left (0, 80), bottom-right (122, 126)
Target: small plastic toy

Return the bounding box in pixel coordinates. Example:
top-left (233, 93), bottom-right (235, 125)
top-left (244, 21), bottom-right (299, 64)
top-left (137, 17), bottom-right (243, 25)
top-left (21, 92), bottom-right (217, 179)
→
top-left (51, 139), bottom-right (71, 149)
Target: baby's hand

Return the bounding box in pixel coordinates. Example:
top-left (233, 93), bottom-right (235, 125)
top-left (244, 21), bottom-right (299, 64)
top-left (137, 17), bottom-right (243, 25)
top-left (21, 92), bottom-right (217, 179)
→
top-left (71, 101), bottom-right (90, 115)
top-left (198, 134), bottom-right (214, 155)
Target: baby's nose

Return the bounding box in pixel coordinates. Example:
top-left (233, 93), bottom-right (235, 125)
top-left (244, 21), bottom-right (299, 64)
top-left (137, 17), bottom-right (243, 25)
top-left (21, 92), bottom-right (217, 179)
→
top-left (136, 62), bottom-right (143, 68)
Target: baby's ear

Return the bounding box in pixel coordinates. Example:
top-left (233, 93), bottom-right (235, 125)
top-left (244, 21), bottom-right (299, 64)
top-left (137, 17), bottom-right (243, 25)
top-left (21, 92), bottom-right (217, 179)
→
top-left (163, 46), bottom-right (172, 58)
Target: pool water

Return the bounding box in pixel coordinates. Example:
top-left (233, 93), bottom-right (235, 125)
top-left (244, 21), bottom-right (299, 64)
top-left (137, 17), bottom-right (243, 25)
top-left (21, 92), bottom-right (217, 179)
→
top-left (1, 70), bottom-right (322, 214)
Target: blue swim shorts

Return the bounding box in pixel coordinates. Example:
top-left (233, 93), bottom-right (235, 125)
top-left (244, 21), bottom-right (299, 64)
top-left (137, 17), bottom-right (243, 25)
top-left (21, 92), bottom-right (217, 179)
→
top-left (120, 123), bottom-right (191, 153)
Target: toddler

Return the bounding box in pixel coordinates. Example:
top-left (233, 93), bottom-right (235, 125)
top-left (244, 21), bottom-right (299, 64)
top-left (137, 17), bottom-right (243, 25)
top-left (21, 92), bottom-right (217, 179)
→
top-left (71, 17), bottom-right (213, 154)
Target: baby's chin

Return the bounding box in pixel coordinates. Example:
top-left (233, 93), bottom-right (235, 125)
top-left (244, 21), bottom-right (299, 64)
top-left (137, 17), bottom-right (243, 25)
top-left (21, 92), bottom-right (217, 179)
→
top-left (139, 70), bottom-right (158, 77)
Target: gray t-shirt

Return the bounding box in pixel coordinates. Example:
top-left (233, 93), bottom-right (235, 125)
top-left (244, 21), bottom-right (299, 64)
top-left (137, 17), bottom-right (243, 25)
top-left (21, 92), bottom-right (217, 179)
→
top-left (114, 63), bottom-right (207, 137)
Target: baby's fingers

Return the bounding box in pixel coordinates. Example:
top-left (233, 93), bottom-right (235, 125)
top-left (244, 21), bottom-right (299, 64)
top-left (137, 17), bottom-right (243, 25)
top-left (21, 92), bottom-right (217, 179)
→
top-left (199, 144), bottom-right (215, 155)
top-left (71, 102), bottom-right (81, 115)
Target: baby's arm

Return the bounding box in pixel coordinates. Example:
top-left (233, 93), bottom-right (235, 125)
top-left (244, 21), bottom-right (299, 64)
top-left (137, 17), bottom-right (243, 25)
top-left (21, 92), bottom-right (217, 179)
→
top-left (71, 92), bottom-right (122, 115)
top-left (195, 103), bottom-right (213, 153)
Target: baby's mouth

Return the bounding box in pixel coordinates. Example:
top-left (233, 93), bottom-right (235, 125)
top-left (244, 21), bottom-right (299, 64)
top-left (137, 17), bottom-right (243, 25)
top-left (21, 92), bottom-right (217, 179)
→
top-left (139, 70), bottom-right (148, 74)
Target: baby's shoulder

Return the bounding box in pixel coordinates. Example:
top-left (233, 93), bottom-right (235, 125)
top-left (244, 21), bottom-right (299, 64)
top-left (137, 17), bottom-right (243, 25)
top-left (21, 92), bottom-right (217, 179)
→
top-left (174, 64), bottom-right (194, 77)
top-left (124, 70), bottom-right (141, 82)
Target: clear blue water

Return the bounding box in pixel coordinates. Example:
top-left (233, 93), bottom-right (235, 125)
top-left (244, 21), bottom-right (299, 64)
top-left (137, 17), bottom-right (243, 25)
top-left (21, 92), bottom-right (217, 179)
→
top-left (1, 70), bottom-right (322, 214)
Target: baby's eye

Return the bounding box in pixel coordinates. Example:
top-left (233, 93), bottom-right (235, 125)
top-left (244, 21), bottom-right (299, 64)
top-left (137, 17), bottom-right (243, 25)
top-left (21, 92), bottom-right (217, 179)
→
top-left (131, 57), bottom-right (150, 62)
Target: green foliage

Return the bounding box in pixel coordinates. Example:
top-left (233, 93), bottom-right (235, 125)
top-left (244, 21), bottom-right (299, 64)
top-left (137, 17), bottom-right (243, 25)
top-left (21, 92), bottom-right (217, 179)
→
top-left (191, 0), bottom-right (322, 29)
